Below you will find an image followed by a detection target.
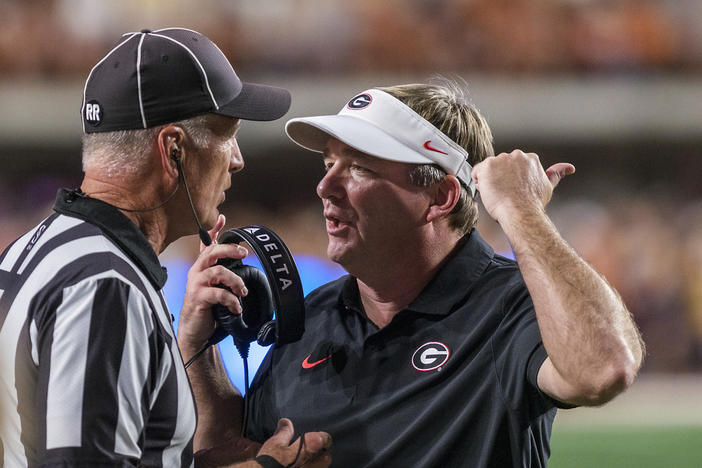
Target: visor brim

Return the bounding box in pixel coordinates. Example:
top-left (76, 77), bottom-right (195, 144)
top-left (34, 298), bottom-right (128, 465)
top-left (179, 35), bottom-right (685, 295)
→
top-left (286, 115), bottom-right (434, 165)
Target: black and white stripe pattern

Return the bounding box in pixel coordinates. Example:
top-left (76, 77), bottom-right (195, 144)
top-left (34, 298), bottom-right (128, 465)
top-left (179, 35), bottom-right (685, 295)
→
top-left (0, 213), bottom-right (195, 467)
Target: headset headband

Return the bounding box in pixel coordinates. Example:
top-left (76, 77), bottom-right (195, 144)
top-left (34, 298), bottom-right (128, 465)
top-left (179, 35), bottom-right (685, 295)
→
top-left (218, 225), bottom-right (305, 345)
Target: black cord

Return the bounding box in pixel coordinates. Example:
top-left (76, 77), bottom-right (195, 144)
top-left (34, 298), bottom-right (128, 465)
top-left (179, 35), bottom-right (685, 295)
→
top-left (286, 433), bottom-right (305, 468)
top-left (76, 156), bottom-right (211, 250)
top-left (234, 338), bottom-right (251, 395)
top-left (184, 336), bottom-right (251, 396)
top-left (183, 342), bottom-right (210, 370)
top-left (174, 157), bottom-right (212, 246)
top-left (183, 333), bottom-right (224, 369)
top-left (243, 355), bottom-right (250, 395)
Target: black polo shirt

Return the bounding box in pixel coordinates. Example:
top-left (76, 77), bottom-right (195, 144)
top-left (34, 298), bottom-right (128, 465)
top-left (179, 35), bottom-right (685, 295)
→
top-left (244, 230), bottom-right (558, 468)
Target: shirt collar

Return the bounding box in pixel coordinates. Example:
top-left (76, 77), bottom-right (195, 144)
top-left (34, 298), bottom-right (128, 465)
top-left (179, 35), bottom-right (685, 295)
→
top-left (53, 188), bottom-right (168, 289)
top-left (406, 229), bottom-right (495, 315)
top-left (339, 274), bottom-right (362, 313)
top-left (338, 229), bottom-right (495, 317)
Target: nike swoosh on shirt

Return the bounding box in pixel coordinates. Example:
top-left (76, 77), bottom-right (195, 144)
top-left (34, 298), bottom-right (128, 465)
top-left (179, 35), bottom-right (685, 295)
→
top-left (302, 354), bottom-right (332, 369)
top-left (423, 140), bottom-right (448, 155)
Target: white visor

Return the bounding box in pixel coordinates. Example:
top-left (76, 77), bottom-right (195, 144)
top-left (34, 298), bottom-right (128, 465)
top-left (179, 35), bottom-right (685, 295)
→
top-left (285, 89), bottom-right (475, 195)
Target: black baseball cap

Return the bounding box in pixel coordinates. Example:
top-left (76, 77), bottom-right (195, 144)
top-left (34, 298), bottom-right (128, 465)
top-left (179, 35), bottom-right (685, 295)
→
top-left (81, 28), bottom-right (291, 133)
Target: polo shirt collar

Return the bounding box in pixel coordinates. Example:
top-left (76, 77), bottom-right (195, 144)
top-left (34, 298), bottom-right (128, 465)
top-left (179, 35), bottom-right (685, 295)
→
top-left (53, 188), bottom-right (168, 289)
top-left (407, 229), bottom-right (495, 316)
top-left (339, 274), bottom-right (362, 313)
top-left (338, 229), bottom-right (495, 317)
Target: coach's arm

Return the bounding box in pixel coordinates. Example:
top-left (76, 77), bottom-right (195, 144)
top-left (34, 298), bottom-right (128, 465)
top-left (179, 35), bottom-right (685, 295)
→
top-left (472, 151), bottom-right (645, 407)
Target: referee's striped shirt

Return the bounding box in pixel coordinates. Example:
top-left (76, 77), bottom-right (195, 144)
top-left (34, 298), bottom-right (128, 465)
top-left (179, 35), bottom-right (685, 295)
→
top-left (0, 188), bottom-right (196, 467)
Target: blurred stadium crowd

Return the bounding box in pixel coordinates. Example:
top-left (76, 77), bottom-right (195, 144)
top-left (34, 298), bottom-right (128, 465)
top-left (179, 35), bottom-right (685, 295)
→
top-left (1, 0), bottom-right (701, 77)
top-left (1, 0), bottom-right (701, 375)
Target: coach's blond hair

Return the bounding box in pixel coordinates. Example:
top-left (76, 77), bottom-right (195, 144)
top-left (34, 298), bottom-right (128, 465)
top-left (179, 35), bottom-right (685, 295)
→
top-left (378, 79), bottom-right (494, 234)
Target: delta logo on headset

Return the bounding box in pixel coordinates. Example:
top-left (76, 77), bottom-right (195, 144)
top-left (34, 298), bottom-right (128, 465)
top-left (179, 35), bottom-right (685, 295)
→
top-left (347, 93), bottom-right (372, 110)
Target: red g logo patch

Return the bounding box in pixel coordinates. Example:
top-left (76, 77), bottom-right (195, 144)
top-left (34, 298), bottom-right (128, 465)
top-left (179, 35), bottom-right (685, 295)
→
top-left (412, 342), bottom-right (450, 372)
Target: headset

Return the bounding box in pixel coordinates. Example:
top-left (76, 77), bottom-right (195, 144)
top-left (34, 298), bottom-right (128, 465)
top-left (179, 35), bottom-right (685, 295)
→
top-left (210, 226), bottom-right (305, 350)
top-left (183, 225), bottom-right (306, 394)
top-left (172, 145), bottom-right (305, 390)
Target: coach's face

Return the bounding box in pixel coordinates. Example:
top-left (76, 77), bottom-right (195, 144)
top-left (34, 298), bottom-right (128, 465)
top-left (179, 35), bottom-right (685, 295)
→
top-left (189, 116), bottom-right (243, 229)
top-left (317, 138), bottom-right (432, 274)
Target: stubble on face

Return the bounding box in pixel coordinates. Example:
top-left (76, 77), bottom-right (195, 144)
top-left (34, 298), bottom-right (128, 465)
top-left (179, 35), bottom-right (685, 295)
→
top-left (319, 139), bottom-right (432, 276)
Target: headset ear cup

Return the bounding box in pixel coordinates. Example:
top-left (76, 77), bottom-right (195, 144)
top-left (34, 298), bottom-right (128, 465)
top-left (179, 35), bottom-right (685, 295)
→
top-left (213, 226), bottom-right (304, 349)
top-left (230, 264), bottom-right (274, 345)
top-left (256, 321), bottom-right (277, 347)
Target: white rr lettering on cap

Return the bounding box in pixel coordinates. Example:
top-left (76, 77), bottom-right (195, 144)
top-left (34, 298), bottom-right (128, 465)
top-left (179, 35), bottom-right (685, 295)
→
top-left (86, 103), bottom-right (100, 121)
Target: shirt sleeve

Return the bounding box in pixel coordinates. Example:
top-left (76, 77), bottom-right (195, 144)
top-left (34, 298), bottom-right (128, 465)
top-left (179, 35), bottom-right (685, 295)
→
top-left (32, 276), bottom-right (159, 466)
top-left (492, 280), bottom-right (556, 413)
top-left (493, 279), bottom-right (577, 413)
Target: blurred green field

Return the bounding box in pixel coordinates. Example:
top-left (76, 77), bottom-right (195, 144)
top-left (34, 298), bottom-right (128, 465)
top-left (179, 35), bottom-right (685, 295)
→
top-left (549, 426), bottom-right (702, 468)
top-left (548, 375), bottom-right (702, 468)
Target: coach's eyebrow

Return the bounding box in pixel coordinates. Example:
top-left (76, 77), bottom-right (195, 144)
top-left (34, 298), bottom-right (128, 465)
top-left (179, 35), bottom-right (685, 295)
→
top-left (321, 144), bottom-right (373, 162)
top-left (342, 146), bottom-right (374, 162)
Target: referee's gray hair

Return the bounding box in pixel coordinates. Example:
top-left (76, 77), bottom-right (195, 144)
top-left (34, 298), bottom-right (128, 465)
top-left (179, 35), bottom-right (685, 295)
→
top-left (81, 114), bottom-right (213, 178)
top-left (377, 78), bottom-right (494, 234)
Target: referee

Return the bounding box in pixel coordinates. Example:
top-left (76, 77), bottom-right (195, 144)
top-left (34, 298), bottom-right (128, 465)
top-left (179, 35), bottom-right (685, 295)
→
top-left (0, 28), bottom-right (328, 467)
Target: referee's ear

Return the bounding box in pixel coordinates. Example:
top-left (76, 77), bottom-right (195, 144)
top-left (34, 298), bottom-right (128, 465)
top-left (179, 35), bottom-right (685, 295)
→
top-left (156, 125), bottom-right (186, 180)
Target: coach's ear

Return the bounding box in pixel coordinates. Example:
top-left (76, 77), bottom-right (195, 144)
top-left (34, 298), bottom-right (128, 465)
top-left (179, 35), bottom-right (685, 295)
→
top-left (156, 125), bottom-right (186, 180)
top-left (426, 174), bottom-right (461, 223)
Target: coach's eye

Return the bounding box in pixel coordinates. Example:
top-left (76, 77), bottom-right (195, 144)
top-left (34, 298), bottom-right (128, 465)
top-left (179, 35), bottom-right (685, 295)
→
top-left (350, 164), bottom-right (370, 174)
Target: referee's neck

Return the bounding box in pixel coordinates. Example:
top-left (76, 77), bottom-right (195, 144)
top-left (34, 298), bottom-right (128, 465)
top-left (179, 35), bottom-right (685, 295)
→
top-left (80, 175), bottom-right (170, 255)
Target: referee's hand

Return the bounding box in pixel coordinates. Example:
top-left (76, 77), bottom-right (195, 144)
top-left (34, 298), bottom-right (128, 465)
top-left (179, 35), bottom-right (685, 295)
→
top-left (179, 214), bottom-right (249, 359)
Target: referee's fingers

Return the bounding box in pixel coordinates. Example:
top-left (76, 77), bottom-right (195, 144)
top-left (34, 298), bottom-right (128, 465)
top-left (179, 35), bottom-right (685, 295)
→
top-left (202, 265), bottom-right (247, 296)
top-left (200, 214), bottom-right (226, 253)
top-left (208, 284), bottom-right (244, 316)
top-left (192, 243), bottom-right (248, 272)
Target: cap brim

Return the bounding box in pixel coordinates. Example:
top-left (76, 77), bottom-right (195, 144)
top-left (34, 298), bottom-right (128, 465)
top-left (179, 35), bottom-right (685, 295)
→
top-left (286, 115), bottom-right (434, 165)
top-left (216, 82), bottom-right (291, 121)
